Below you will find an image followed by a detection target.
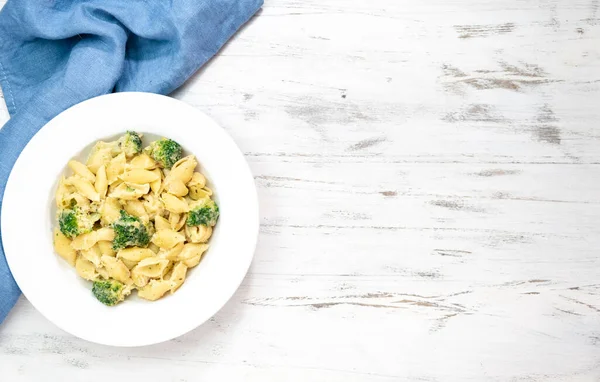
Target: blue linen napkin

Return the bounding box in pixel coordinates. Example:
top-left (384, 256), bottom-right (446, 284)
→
top-left (0, 0), bottom-right (262, 323)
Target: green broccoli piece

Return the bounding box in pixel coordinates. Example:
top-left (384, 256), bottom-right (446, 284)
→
top-left (117, 131), bottom-right (142, 157)
top-left (92, 279), bottom-right (126, 306)
top-left (111, 210), bottom-right (150, 250)
top-left (144, 138), bottom-right (182, 169)
top-left (58, 207), bottom-right (96, 239)
top-left (187, 199), bottom-right (219, 227)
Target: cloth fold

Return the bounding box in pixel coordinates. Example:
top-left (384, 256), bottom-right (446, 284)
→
top-left (0, 0), bottom-right (262, 323)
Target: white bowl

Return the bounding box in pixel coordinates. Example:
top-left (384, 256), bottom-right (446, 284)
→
top-left (1, 92), bottom-right (259, 347)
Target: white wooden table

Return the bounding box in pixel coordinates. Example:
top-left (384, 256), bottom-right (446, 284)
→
top-left (1, 0), bottom-right (600, 380)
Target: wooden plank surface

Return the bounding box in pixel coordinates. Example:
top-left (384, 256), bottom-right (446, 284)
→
top-left (1, 0), bottom-right (600, 380)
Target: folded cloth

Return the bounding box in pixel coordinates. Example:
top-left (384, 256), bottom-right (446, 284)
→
top-left (0, 0), bottom-right (262, 323)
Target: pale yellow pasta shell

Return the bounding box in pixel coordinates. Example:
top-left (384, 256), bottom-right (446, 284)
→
top-left (150, 168), bottom-right (162, 195)
top-left (183, 255), bottom-right (201, 268)
top-left (177, 243), bottom-right (209, 268)
top-left (67, 192), bottom-right (91, 210)
top-left (149, 243), bottom-right (161, 254)
top-left (53, 228), bottom-right (77, 266)
top-left (161, 261), bottom-right (174, 278)
top-left (81, 244), bottom-right (102, 267)
top-left (71, 231), bottom-right (99, 251)
top-left (69, 177), bottom-right (100, 202)
top-left (158, 242), bottom-right (184, 261)
top-left (185, 225), bottom-right (212, 244)
top-left (120, 169), bottom-right (160, 184)
top-left (188, 172), bottom-right (206, 188)
top-left (169, 262), bottom-right (188, 293)
top-left (109, 182), bottom-right (150, 200)
top-left (169, 213), bottom-right (180, 228)
top-left (97, 267), bottom-right (110, 280)
top-left (96, 227), bottom-right (116, 241)
top-left (106, 152), bottom-right (126, 184)
top-left (107, 179), bottom-right (123, 195)
top-left (100, 197), bottom-right (121, 225)
top-left (164, 178), bottom-right (188, 197)
top-left (133, 257), bottom-right (170, 278)
top-left (87, 145), bottom-right (112, 174)
top-left (68, 160), bottom-right (96, 183)
top-left (120, 258), bottom-right (139, 270)
top-left (176, 215), bottom-right (187, 231)
top-left (129, 153), bottom-right (157, 170)
top-left (132, 272), bottom-right (149, 288)
top-left (117, 247), bottom-right (156, 262)
top-left (142, 194), bottom-right (160, 214)
top-left (95, 164), bottom-right (108, 198)
top-left (161, 193), bottom-right (189, 213)
top-left (169, 155), bottom-right (197, 184)
top-left (154, 216), bottom-right (171, 231)
top-left (151, 229), bottom-right (185, 249)
top-left (97, 240), bottom-right (116, 257)
top-left (101, 255), bottom-right (131, 283)
top-left (55, 176), bottom-right (73, 208)
top-left (138, 279), bottom-right (171, 301)
top-left (188, 186), bottom-right (212, 200)
top-left (142, 194), bottom-right (163, 220)
top-left (75, 257), bottom-right (98, 281)
top-left (169, 212), bottom-right (187, 231)
top-left (124, 199), bottom-right (148, 221)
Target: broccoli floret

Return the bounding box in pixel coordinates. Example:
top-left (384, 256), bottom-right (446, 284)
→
top-left (111, 210), bottom-right (150, 250)
top-left (92, 279), bottom-right (126, 306)
top-left (117, 131), bottom-right (142, 157)
top-left (144, 138), bottom-right (182, 169)
top-left (58, 207), bottom-right (96, 239)
top-left (187, 199), bottom-right (219, 227)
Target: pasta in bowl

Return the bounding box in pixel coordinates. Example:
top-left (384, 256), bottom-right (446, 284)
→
top-left (54, 132), bottom-right (220, 306)
top-left (2, 92), bottom-right (258, 346)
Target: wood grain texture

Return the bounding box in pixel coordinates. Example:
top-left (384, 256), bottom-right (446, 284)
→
top-left (1, 0), bottom-right (600, 380)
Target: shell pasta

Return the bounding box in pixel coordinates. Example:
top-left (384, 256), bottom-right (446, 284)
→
top-left (53, 132), bottom-right (219, 306)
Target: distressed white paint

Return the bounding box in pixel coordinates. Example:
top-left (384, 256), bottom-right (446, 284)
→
top-left (1, 0), bottom-right (600, 380)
